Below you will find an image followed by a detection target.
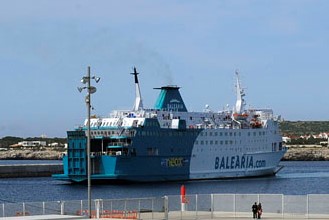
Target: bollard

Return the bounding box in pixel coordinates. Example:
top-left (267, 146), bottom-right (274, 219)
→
top-left (181, 185), bottom-right (187, 211)
top-left (95, 199), bottom-right (100, 219)
top-left (60, 201), bottom-right (64, 215)
top-left (23, 202), bottom-right (25, 216)
top-left (164, 196), bottom-right (168, 220)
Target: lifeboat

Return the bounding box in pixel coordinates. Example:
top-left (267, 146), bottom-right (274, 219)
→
top-left (233, 112), bottom-right (248, 120)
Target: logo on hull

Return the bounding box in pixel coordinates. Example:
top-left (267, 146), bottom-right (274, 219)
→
top-left (161, 157), bottom-right (188, 168)
top-left (214, 155), bottom-right (266, 170)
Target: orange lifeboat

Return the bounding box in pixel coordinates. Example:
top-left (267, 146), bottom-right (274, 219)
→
top-left (233, 113), bottom-right (248, 120)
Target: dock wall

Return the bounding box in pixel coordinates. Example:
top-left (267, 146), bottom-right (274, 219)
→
top-left (0, 164), bottom-right (63, 178)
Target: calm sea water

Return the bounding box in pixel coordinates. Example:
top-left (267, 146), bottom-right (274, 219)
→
top-left (0, 161), bottom-right (328, 203)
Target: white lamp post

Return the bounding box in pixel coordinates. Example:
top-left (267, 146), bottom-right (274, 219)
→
top-left (78, 66), bottom-right (100, 218)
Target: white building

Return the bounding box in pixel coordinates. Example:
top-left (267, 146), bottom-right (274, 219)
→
top-left (282, 136), bottom-right (291, 143)
top-left (18, 141), bottom-right (47, 147)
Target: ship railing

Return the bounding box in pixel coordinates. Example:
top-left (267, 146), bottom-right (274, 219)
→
top-left (109, 109), bottom-right (160, 119)
top-left (3, 193), bottom-right (329, 219)
top-left (107, 142), bottom-right (130, 147)
top-left (193, 123), bottom-right (249, 130)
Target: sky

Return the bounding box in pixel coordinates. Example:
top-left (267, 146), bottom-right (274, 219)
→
top-left (0, 0), bottom-right (328, 138)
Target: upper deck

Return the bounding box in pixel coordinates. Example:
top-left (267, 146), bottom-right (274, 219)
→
top-left (78, 69), bottom-right (280, 132)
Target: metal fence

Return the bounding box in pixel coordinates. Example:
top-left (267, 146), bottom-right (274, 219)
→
top-left (1, 194), bottom-right (329, 219)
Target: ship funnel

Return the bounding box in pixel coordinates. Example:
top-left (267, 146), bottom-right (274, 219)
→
top-left (131, 67), bottom-right (143, 111)
top-left (235, 70), bottom-right (246, 114)
top-left (154, 86), bottom-right (188, 112)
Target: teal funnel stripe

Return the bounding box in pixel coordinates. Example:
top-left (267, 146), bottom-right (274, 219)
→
top-left (154, 90), bottom-right (166, 110)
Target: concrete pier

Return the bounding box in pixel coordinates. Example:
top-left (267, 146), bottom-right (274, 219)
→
top-left (0, 164), bottom-right (63, 178)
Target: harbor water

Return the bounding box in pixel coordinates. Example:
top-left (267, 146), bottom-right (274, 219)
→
top-left (0, 161), bottom-right (328, 204)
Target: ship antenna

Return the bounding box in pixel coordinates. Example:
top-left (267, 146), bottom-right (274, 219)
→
top-left (130, 67), bottom-right (143, 111)
top-left (235, 70), bottom-right (246, 114)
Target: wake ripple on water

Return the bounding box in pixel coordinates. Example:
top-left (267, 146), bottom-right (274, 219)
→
top-left (277, 171), bottom-right (329, 179)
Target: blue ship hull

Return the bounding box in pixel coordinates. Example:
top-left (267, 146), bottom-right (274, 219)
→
top-left (53, 127), bottom-right (201, 182)
top-left (53, 125), bottom-right (286, 183)
top-left (53, 155), bottom-right (191, 182)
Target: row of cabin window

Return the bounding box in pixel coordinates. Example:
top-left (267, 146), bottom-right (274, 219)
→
top-left (90, 130), bottom-right (194, 137)
top-left (90, 121), bottom-right (116, 127)
top-left (201, 131), bottom-right (267, 137)
top-left (91, 120), bottom-right (139, 127)
top-left (195, 139), bottom-right (268, 146)
top-left (92, 119), bottom-right (157, 128)
top-left (161, 115), bottom-right (219, 121)
top-left (90, 130), bottom-right (136, 136)
top-left (90, 130), bottom-right (119, 136)
top-left (195, 146), bottom-right (267, 153)
top-left (196, 140), bottom-right (235, 145)
top-left (138, 131), bottom-right (197, 137)
top-left (89, 130), bottom-right (272, 138)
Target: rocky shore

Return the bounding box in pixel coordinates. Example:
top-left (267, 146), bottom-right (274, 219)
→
top-left (283, 145), bottom-right (329, 161)
top-left (0, 150), bottom-right (63, 160)
top-left (0, 147), bottom-right (329, 161)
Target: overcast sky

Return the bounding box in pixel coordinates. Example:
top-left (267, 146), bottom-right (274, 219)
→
top-left (1, 0), bottom-right (328, 138)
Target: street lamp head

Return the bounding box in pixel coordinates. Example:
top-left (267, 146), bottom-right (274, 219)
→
top-left (94, 77), bottom-right (101, 83)
top-left (81, 77), bottom-right (88, 84)
top-left (77, 87), bottom-right (85, 93)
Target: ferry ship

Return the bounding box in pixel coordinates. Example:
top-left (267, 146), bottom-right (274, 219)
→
top-left (53, 69), bottom-right (286, 182)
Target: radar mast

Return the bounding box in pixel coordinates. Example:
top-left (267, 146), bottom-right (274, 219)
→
top-left (235, 70), bottom-right (246, 114)
top-left (131, 67), bottom-right (143, 111)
